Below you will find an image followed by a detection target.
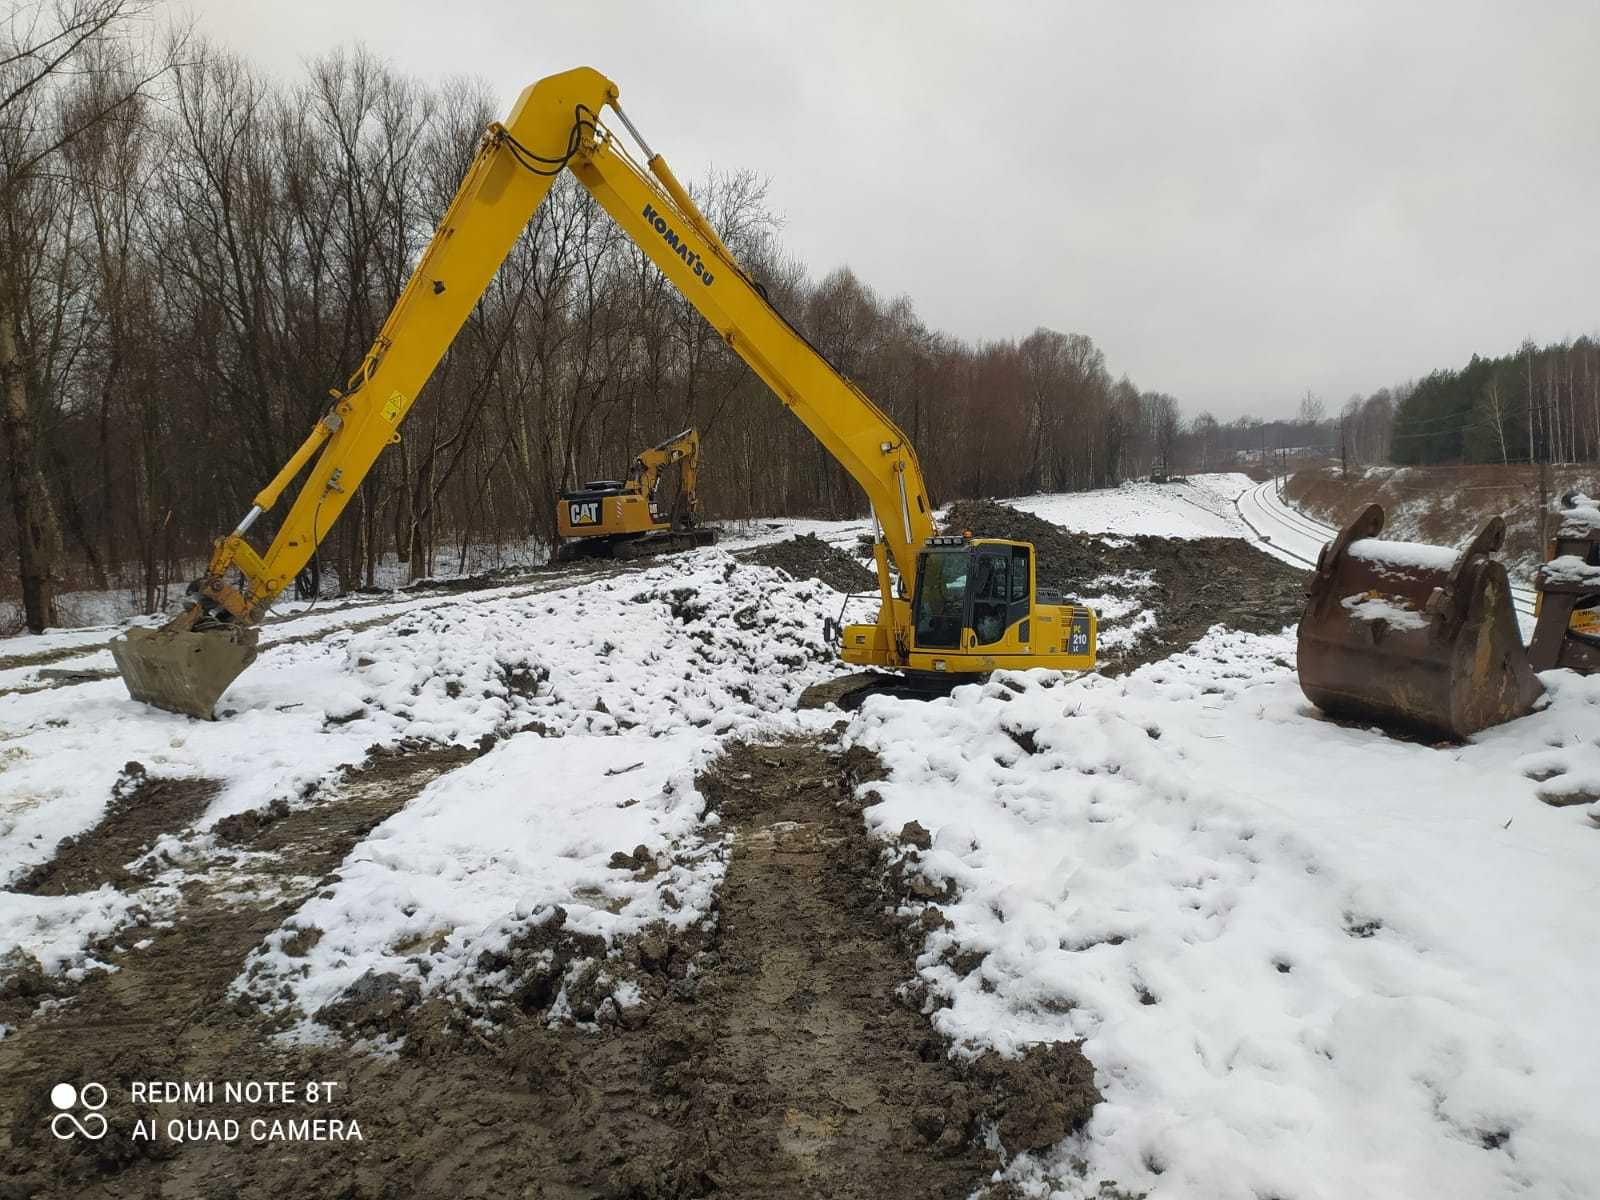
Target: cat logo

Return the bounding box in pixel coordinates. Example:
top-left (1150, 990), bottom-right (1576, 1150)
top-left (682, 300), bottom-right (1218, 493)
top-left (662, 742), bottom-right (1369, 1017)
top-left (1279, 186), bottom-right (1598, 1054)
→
top-left (569, 500), bottom-right (600, 526)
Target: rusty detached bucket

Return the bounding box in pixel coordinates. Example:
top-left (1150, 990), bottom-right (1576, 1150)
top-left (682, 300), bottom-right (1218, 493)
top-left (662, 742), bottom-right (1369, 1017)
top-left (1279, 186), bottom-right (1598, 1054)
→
top-left (1527, 492), bottom-right (1600, 675)
top-left (1297, 504), bottom-right (1542, 740)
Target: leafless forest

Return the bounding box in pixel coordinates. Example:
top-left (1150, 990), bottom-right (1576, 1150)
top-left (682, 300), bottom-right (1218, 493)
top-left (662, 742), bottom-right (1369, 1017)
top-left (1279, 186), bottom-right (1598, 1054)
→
top-left (5, 3), bottom-right (1594, 635)
top-left (1, 2), bottom-right (1214, 631)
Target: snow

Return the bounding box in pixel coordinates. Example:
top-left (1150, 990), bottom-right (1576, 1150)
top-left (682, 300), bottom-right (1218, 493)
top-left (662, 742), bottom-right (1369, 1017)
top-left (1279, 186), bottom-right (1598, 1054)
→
top-left (0, 888), bottom-right (138, 978)
top-left (1081, 572), bottom-right (1160, 654)
top-left (711, 515), bottom-right (870, 553)
top-left (1348, 537), bottom-right (1461, 574)
top-left (0, 550), bottom-right (846, 978)
top-left (1340, 592), bottom-right (1429, 631)
top-left (848, 635), bottom-right (1600, 1199)
top-left (1555, 493), bottom-right (1600, 536)
top-left (1009, 474), bottom-right (1258, 540)
top-left (4, 478), bottom-right (1598, 1191)
top-left (234, 551), bottom-right (849, 1025)
top-left (238, 730), bottom-right (727, 1021)
top-left (1539, 555), bottom-right (1600, 586)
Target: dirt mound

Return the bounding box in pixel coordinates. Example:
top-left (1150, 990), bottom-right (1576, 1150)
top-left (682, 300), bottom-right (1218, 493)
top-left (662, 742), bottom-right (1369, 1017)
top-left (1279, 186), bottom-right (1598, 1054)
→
top-left (943, 498), bottom-right (1308, 673)
top-left (742, 534), bottom-right (878, 594)
top-left (10, 763), bottom-right (219, 895)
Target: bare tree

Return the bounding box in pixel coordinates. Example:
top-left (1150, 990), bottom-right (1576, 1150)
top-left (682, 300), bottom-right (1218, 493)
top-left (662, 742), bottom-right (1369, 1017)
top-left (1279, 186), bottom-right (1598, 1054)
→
top-left (1, 0), bottom-right (176, 631)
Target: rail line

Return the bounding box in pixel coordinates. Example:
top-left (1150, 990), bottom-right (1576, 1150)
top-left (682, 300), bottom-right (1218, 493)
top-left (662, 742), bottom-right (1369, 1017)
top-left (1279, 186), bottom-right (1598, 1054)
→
top-left (1236, 480), bottom-right (1538, 620)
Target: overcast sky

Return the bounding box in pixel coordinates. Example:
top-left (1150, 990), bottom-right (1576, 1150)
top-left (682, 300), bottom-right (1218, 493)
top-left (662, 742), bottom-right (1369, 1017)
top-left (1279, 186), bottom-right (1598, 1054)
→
top-left (194, 0), bottom-right (1599, 421)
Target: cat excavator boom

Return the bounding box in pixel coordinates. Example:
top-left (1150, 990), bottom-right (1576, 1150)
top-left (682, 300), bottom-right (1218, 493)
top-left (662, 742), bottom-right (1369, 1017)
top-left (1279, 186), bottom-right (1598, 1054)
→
top-left (111, 67), bottom-right (1097, 719)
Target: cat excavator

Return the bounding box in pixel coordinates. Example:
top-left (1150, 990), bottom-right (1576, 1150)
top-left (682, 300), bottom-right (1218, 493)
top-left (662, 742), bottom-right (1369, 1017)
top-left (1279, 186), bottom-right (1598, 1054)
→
top-left (553, 427), bottom-right (716, 561)
top-left (111, 67), bottom-right (1097, 719)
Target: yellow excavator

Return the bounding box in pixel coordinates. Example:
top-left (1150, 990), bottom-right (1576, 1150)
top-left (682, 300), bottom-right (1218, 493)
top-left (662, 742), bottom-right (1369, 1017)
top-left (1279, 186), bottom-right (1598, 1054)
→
top-left (111, 67), bottom-right (1097, 719)
top-left (553, 427), bottom-right (716, 561)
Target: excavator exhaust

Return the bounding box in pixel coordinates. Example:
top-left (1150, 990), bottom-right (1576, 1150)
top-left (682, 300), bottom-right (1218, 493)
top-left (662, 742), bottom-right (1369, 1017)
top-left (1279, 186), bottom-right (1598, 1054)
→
top-left (110, 608), bottom-right (260, 720)
top-left (1297, 503), bottom-right (1543, 741)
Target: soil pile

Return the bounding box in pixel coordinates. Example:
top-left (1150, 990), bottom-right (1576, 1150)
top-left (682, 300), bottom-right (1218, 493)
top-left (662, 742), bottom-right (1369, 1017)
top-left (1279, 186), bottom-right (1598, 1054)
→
top-left (943, 498), bottom-right (1308, 673)
top-left (742, 533), bottom-right (878, 594)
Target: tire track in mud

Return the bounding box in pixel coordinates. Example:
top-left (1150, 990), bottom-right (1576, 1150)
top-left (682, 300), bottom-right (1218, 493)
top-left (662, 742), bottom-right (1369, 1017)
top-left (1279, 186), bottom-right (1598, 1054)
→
top-left (10, 767), bottom-right (220, 896)
top-left (0, 745), bottom-right (478, 1196)
top-left (678, 738), bottom-right (1097, 1198)
top-left (0, 735), bottom-right (1097, 1199)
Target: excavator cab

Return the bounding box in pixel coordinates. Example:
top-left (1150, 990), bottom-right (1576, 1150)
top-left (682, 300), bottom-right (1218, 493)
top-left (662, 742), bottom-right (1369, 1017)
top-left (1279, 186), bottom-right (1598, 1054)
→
top-left (839, 535), bottom-right (1096, 675)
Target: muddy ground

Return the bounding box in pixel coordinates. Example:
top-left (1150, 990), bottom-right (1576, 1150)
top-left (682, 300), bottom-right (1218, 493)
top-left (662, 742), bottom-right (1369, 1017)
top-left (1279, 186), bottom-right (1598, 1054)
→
top-left (740, 535), bottom-right (878, 595)
top-left (944, 499), bottom-right (1308, 673)
top-left (0, 737), bottom-right (1097, 1200)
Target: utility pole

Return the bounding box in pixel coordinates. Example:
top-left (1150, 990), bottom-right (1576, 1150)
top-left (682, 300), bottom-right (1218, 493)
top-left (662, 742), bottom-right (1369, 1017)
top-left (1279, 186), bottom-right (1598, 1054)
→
top-left (1538, 458), bottom-right (1551, 555)
top-left (1340, 414), bottom-right (1349, 482)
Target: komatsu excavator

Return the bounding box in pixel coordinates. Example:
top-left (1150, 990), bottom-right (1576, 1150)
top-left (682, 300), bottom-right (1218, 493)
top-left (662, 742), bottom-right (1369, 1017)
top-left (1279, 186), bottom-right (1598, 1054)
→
top-left (111, 67), bottom-right (1097, 719)
top-left (554, 427), bottom-right (715, 561)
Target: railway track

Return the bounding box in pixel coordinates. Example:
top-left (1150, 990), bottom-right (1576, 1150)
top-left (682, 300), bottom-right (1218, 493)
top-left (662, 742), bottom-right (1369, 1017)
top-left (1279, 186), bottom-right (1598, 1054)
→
top-left (1234, 480), bottom-right (1538, 620)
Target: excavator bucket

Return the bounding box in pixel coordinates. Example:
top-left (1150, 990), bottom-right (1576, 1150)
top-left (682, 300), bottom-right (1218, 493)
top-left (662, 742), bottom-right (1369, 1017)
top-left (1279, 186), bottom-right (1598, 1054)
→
top-left (1297, 503), bottom-right (1542, 740)
top-left (110, 609), bottom-right (260, 720)
top-left (1527, 493), bottom-right (1600, 675)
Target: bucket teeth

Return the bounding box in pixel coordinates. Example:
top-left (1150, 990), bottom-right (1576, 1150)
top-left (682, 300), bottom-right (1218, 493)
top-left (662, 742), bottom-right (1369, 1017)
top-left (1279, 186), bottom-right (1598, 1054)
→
top-left (110, 621), bottom-right (260, 720)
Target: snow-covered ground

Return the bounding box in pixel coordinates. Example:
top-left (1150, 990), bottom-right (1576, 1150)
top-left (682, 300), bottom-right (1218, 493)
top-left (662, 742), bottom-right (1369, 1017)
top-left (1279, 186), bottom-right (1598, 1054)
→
top-left (853, 637), bottom-right (1600, 1199)
top-left (0, 552), bottom-right (843, 992)
top-left (3, 478), bottom-right (1596, 1196)
top-left (1008, 473), bottom-right (1259, 540)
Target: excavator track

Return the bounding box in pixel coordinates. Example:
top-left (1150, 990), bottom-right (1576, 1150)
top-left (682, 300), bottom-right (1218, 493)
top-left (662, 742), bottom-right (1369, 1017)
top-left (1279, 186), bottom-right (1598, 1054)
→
top-left (553, 527), bottom-right (717, 564)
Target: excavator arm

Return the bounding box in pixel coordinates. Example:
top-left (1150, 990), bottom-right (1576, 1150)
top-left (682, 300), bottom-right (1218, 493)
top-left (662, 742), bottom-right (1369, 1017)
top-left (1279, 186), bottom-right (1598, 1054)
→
top-left (211, 67), bottom-right (924, 622)
top-left (113, 66), bottom-right (1091, 719)
top-left (631, 428), bottom-right (701, 522)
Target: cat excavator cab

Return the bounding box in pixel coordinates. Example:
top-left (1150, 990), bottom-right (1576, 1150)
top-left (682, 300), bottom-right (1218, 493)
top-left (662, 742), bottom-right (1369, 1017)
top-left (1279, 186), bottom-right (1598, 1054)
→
top-left (111, 67), bottom-right (1096, 719)
top-left (554, 428), bottom-right (716, 561)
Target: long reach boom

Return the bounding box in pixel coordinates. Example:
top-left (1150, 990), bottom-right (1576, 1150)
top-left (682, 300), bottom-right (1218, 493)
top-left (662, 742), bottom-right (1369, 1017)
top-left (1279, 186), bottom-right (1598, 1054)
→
top-left (111, 67), bottom-right (1095, 718)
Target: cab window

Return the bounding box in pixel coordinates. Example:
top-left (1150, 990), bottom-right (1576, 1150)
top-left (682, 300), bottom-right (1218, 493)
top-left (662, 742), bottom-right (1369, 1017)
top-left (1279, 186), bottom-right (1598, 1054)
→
top-left (972, 551), bottom-right (1010, 645)
top-left (913, 552), bottom-right (967, 648)
top-left (1009, 547), bottom-right (1030, 603)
